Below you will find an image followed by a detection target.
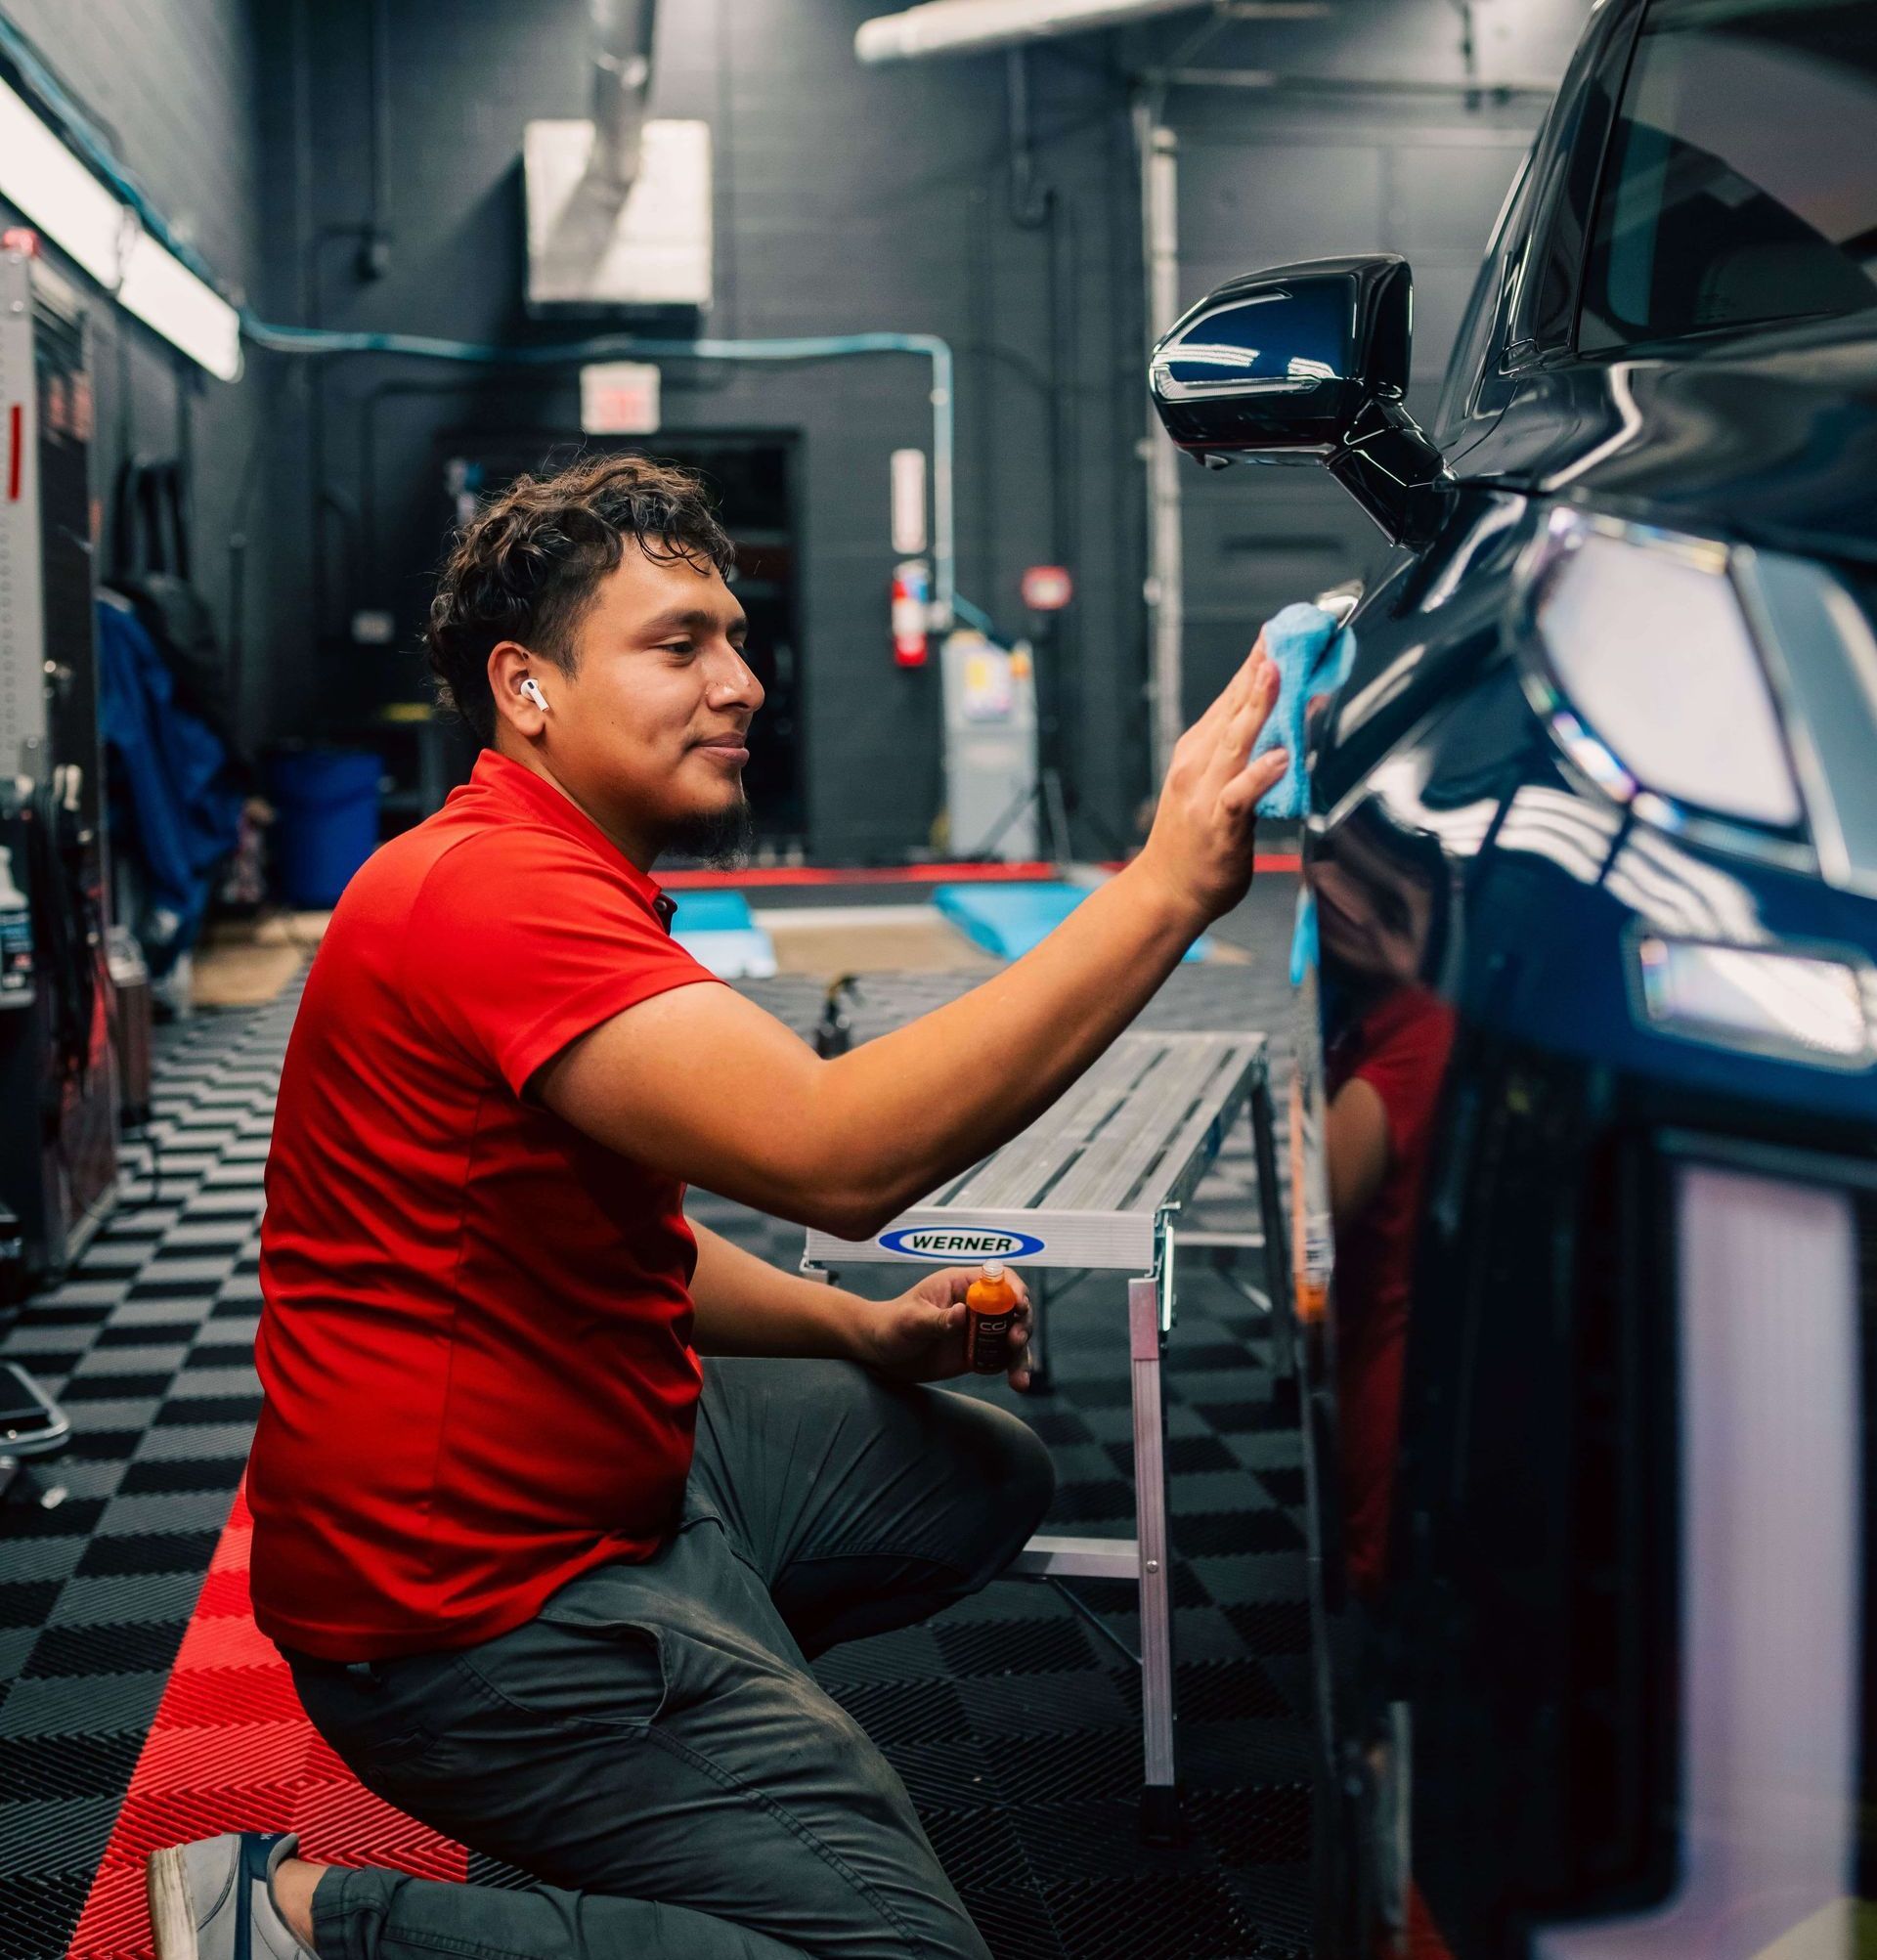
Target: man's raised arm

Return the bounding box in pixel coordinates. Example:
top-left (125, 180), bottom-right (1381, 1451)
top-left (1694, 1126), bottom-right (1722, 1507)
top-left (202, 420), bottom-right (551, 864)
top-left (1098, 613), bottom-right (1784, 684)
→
top-left (536, 643), bottom-right (1286, 1240)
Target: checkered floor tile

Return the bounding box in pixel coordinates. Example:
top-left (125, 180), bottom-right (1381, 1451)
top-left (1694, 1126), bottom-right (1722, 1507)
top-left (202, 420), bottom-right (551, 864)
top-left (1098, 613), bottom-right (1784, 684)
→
top-left (0, 993), bottom-right (295, 1960)
top-left (0, 919), bottom-right (1312, 1960)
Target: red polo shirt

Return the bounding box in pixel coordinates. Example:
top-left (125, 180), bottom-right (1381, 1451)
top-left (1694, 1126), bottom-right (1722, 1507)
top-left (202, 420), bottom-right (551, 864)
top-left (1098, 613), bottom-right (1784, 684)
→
top-left (248, 751), bottom-right (720, 1660)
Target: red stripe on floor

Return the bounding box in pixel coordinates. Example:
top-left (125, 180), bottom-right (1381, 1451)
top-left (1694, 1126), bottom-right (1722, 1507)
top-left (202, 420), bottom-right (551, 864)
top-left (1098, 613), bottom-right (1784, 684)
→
top-left (660, 854), bottom-right (1300, 890)
top-left (659, 860), bottom-right (1078, 889)
top-left (65, 1484), bottom-right (469, 1960)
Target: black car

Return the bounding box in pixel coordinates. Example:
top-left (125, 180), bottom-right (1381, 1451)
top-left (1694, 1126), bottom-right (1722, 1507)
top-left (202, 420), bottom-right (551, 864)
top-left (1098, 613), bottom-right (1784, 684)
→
top-left (1151, 4), bottom-right (1876, 1957)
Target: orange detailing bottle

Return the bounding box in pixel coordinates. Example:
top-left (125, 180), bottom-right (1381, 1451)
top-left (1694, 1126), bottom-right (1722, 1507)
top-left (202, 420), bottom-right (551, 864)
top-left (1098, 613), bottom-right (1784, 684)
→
top-left (965, 1261), bottom-right (1019, 1374)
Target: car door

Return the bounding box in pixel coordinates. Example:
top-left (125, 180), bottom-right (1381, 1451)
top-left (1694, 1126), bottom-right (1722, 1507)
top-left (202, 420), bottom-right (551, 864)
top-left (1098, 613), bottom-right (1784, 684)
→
top-left (1288, 9), bottom-right (1651, 1957)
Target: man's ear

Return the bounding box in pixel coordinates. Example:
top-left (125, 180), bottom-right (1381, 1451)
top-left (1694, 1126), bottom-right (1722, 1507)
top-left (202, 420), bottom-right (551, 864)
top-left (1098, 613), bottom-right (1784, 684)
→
top-left (489, 641), bottom-right (548, 736)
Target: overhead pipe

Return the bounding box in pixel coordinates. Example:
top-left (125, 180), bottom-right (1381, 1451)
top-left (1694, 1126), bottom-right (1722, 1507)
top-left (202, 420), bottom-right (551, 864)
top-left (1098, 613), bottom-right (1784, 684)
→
top-left (856, 0), bottom-right (1207, 65)
top-left (243, 319), bottom-right (961, 631)
top-left (590, 0), bottom-right (658, 193)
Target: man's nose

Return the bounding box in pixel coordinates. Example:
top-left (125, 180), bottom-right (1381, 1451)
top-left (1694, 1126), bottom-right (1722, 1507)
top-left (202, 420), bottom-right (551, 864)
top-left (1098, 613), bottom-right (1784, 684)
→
top-left (708, 648), bottom-right (764, 714)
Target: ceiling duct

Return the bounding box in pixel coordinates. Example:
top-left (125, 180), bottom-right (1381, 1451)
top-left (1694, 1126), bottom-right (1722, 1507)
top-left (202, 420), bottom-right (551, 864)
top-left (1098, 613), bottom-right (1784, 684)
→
top-left (523, 0), bottom-right (712, 315)
top-left (855, 0), bottom-right (1209, 64)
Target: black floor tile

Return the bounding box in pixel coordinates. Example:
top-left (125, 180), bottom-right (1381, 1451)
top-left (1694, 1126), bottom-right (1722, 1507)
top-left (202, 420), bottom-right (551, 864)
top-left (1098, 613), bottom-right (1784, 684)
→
top-left (152, 1394), bottom-right (262, 1426)
top-left (115, 1459), bottom-right (245, 1497)
top-left (1257, 1466), bottom-right (1308, 1509)
top-left (0, 1587), bottom-right (61, 1637)
top-left (0, 1501), bottom-right (106, 1542)
top-left (935, 1617), bottom-right (1101, 1679)
top-left (1176, 1509), bottom-right (1305, 1557)
top-left (982, 1727), bottom-right (1144, 1808)
top-left (1190, 1783), bottom-right (1313, 1867)
top-left (51, 1431), bottom-right (144, 1462)
top-left (0, 1731), bottom-right (145, 1804)
top-left (1047, 1480), bottom-right (1137, 1526)
top-left (918, 1806), bottom-right (1033, 1895)
top-left (957, 1883), bottom-right (1069, 1960)
top-left (1042, 1871), bottom-right (1260, 1959)
top-left (94, 1322), bottom-right (198, 1349)
top-left (880, 1734), bottom-right (1005, 1811)
top-left (821, 1676), bottom-right (971, 1749)
top-left (74, 1529), bottom-right (220, 1577)
top-left (0, 1870), bottom-right (93, 1960)
top-left (22, 1619), bottom-right (188, 1680)
top-left (1224, 1601), bottom-right (1311, 1657)
top-left (55, 1373), bottom-right (175, 1403)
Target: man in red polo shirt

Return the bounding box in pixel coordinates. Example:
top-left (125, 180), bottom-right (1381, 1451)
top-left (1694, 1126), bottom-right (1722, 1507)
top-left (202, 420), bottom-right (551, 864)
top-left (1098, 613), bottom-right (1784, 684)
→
top-left (149, 455), bottom-right (1289, 1960)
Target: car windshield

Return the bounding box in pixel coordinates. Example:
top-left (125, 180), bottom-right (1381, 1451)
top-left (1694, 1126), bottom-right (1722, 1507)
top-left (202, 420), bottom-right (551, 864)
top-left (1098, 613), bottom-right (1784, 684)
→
top-left (1579, 0), bottom-right (1877, 351)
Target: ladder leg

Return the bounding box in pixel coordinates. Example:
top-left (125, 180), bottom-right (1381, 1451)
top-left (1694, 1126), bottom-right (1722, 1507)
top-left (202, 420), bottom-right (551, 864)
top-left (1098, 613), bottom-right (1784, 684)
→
top-left (1130, 1273), bottom-right (1182, 1843)
top-left (1026, 1271), bottom-right (1052, 1393)
top-left (1248, 1071), bottom-right (1292, 1326)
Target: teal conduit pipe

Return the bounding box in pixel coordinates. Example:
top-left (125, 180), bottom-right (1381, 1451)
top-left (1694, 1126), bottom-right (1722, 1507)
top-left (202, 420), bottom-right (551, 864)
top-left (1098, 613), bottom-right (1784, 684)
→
top-left (241, 319), bottom-right (963, 629)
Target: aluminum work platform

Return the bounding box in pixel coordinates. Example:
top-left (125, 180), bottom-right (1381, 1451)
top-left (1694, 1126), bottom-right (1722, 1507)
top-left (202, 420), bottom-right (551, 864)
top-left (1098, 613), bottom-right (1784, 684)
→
top-left (803, 1029), bottom-right (1286, 1842)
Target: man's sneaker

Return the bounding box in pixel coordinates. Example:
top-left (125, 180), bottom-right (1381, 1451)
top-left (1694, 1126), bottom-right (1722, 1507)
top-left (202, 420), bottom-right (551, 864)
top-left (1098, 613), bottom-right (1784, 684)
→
top-left (148, 1830), bottom-right (318, 1960)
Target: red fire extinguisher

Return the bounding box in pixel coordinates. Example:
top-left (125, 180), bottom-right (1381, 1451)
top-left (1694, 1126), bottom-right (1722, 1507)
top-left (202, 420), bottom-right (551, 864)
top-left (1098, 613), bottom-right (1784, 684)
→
top-left (892, 559), bottom-right (931, 668)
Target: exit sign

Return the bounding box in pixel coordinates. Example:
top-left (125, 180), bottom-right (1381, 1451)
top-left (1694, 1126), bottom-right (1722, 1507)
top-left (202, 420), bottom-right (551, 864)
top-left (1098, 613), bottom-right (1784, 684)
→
top-left (580, 362), bottom-right (661, 435)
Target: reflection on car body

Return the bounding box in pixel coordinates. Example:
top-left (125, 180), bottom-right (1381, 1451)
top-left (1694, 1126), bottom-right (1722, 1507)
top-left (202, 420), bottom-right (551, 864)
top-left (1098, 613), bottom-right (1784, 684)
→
top-left (1152, 2), bottom-right (1877, 1956)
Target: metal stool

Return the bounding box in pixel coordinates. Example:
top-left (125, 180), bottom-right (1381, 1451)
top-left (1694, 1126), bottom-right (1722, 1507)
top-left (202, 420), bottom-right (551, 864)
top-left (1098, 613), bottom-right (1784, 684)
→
top-left (804, 1031), bottom-right (1285, 1841)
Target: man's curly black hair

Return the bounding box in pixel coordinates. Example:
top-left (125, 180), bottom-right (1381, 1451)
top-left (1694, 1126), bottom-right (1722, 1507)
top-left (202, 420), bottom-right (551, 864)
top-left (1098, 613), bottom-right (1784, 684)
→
top-left (424, 453), bottom-right (737, 745)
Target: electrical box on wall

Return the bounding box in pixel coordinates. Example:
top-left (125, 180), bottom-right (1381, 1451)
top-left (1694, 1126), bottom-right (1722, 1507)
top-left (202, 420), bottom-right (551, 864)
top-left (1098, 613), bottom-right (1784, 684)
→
top-left (523, 119), bottom-right (713, 313)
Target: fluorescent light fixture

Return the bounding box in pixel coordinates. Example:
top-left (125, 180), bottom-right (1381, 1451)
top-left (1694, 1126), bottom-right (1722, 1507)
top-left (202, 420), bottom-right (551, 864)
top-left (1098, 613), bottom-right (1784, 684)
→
top-left (856, 0), bottom-right (1206, 64)
top-left (0, 74), bottom-right (240, 380)
top-left (1634, 935), bottom-right (1872, 1068)
top-left (0, 74), bottom-right (125, 286)
top-left (117, 232), bottom-right (241, 382)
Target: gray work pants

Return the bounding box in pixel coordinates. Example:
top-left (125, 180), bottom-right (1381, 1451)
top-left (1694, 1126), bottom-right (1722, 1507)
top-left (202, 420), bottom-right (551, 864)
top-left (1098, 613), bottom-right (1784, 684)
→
top-left (287, 1358), bottom-right (1056, 1960)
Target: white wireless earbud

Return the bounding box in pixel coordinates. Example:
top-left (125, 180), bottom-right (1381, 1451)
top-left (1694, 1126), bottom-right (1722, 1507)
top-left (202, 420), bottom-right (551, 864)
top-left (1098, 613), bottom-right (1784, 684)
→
top-left (519, 677), bottom-right (549, 713)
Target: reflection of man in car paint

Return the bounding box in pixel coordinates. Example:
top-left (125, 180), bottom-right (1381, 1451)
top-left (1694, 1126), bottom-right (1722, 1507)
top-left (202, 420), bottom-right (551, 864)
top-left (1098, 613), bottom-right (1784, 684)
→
top-left (1313, 813), bottom-right (1456, 1601)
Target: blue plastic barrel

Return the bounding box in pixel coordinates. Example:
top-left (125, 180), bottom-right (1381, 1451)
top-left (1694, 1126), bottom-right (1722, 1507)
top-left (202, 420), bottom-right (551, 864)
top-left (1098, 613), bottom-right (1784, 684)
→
top-left (269, 749), bottom-right (383, 908)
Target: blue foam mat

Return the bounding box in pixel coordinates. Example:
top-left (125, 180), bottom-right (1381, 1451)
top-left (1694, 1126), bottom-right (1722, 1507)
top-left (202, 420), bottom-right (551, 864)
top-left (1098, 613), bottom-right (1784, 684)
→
top-left (933, 881), bottom-right (1209, 962)
top-left (669, 892), bottom-right (777, 978)
top-left (669, 890), bottom-right (758, 933)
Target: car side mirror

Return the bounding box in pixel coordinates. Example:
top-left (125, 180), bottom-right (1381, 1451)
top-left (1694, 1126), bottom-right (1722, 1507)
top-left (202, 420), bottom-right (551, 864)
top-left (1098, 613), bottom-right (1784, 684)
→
top-left (1149, 253), bottom-right (1452, 547)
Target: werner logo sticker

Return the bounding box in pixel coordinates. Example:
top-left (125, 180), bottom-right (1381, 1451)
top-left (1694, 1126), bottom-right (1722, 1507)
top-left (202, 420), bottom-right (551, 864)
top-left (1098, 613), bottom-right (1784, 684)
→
top-left (877, 1226), bottom-right (1046, 1262)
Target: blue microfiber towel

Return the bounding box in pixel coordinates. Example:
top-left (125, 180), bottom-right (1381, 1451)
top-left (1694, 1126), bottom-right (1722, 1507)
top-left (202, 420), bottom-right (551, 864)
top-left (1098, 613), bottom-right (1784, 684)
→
top-left (1250, 601), bottom-right (1356, 819)
top-left (1288, 888), bottom-right (1318, 988)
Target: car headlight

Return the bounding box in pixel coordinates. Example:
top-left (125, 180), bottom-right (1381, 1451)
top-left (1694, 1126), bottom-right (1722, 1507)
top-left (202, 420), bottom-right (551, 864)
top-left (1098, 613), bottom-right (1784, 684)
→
top-left (1517, 508), bottom-right (1803, 833)
top-left (1633, 934), bottom-right (1874, 1070)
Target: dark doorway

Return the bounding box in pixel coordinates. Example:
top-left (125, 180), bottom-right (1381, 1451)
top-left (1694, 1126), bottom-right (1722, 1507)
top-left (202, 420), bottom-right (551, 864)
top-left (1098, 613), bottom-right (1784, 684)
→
top-left (433, 432), bottom-right (806, 844)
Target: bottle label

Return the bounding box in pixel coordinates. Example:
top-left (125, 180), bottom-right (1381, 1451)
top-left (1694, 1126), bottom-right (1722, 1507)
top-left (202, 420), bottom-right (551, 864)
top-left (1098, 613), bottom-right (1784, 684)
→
top-left (0, 910), bottom-right (32, 996)
top-left (969, 1310), bottom-right (1012, 1372)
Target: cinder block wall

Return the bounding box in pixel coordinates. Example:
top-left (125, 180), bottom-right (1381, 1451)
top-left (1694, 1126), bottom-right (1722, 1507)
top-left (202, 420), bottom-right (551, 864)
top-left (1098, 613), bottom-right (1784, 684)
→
top-left (0, 0), bottom-right (1588, 858)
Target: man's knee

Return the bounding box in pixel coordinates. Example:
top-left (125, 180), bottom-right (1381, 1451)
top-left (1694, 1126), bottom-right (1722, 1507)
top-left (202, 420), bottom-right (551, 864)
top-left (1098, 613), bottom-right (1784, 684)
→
top-left (953, 1396), bottom-right (1056, 1576)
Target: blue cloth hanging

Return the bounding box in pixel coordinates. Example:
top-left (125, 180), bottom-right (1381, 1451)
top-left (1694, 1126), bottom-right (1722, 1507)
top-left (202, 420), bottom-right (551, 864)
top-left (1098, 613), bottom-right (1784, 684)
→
top-left (95, 591), bottom-right (243, 969)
